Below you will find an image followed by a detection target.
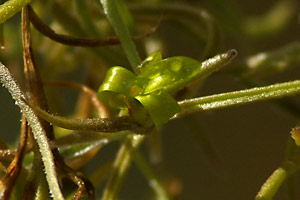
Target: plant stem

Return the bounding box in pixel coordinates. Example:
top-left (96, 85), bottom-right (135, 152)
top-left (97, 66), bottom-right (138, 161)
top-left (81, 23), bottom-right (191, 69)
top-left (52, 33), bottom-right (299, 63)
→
top-left (0, 63), bottom-right (64, 200)
top-left (174, 80), bottom-right (300, 119)
top-left (51, 1), bottom-right (127, 65)
top-left (134, 151), bottom-right (170, 200)
top-left (101, 135), bottom-right (145, 200)
top-left (0, 115), bottom-right (28, 199)
top-left (255, 155), bottom-right (300, 200)
top-left (28, 5), bottom-right (156, 48)
top-left (0, 0), bottom-right (31, 23)
top-left (100, 0), bottom-right (141, 72)
top-left (25, 101), bottom-right (150, 133)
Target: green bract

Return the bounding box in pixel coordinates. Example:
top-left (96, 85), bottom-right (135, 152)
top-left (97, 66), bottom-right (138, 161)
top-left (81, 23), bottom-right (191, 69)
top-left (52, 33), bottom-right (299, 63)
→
top-left (98, 50), bottom-right (236, 127)
top-left (97, 65), bottom-right (181, 127)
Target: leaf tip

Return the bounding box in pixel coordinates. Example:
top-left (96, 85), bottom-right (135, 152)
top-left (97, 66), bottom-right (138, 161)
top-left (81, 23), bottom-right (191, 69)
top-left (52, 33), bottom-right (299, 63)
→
top-left (225, 49), bottom-right (238, 60)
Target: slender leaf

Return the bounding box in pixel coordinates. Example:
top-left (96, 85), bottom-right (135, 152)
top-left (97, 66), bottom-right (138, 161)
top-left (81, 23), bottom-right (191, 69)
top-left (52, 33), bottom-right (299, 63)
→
top-left (175, 80), bottom-right (300, 118)
top-left (99, 0), bottom-right (141, 71)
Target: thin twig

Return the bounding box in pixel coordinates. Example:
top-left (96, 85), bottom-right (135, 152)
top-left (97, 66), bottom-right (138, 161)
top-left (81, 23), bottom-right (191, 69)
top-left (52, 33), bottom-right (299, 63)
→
top-left (23, 6), bottom-right (96, 199)
top-left (56, 157), bottom-right (95, 200)
top-left (27, 5), bottom-right (158, 47)
top-left (0, 115), bottom-right (28, 199)
top-left (22, 5), bottom-right (54, 139)
top-left (0, 63), bottom-right (64, 200)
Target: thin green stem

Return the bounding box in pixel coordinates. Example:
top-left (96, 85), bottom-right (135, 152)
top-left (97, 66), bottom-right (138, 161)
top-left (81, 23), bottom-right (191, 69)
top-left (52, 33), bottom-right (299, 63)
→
top-left (174, 80), bottom-right (300, 119)
top-left (0, 63), bottom-right (64, 200)
top-left (0, 0), bottom-right (31, 23)
top-left (100, 0), bottom-right (141, 72)
top-left (24, 101), bottom-right (150, 133)
top-left (115, 0), bottom-right (135, 33)
top-left (101, 135), bottom-right (145, 200)
top-left (255, 155), bottom-right (300, 200)
top-left (134, 151), bottom-right (170, 200)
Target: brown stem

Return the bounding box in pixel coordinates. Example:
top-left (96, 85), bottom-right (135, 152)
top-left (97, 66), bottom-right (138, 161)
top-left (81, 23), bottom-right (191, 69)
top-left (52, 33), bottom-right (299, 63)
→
top-left (22, 5), bottom-right (54, 140)
top-left (0, 115), bottom-right (29, 199)
top-left (23, 6), bottom-right (94, 199)
top-left (56, 156), bottom-right (95, 200)
top-left (27, 5), bottom-right (157, 47)
top-left (0, 149), bottom-right (16, 160)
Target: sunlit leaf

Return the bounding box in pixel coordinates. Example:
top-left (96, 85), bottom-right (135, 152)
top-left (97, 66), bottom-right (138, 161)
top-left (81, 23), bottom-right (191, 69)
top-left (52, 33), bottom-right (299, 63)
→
top-left (136, 90), bottom-right (181, 127)
top-left (98, 50), bottom-right (236, 127)
top-left (137, 50), bottom-right (236, 94)
top-left (137, 56), bottom-right (201, 94)
top-left (98, 66), bottom-right (137, 109)
top-left (138, 50), bottom-right (162, 71)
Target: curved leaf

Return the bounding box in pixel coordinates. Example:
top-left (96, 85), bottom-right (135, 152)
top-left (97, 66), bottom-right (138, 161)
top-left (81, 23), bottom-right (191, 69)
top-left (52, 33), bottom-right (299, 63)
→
top-left (137, 56), bottom-right (201, 94)
top-left (138, 50), bottom-right (237, 94)
top-left (135, 90), bottom-right (181, 127)
top-left (98, 66), bottom-right (137, 108)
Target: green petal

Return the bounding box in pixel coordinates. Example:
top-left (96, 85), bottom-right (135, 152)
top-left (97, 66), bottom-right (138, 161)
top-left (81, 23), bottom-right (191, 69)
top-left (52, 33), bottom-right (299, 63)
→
top-left (135, 90), bottom-right (181, 127)
top-left (97, 66), bottom-right (137, 109)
